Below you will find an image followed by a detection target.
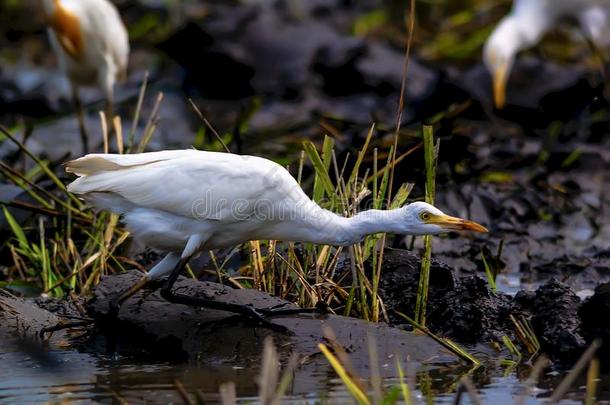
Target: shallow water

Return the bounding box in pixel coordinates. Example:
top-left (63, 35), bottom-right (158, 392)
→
top-left (0, 341), bottom-right (598, 404)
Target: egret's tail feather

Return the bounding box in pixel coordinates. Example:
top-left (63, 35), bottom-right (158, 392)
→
top-left (66, 155), bottom-right (126, 176)
top-left (66, 150), bottom-right (202, 177)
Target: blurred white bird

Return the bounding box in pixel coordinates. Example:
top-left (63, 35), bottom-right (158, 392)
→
top-left (40, 0), bottom-right (129, 152)
top-left (484, 0), bottom-right (610, 108)
top-left (66, 150), bottom-right (487, 329)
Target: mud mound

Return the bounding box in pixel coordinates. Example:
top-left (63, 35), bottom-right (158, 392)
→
top-left (376, 249), bottom-right (595, 363)
top-left (376, 249), bottom-right (513, 343)
top-left (513, 281), bottom-right (585, 363)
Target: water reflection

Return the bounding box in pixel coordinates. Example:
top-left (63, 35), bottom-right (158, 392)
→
top-left (2, 340), bottom-right (603, 404)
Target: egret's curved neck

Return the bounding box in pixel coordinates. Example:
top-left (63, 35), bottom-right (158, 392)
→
top-left (509, 1), bottom-right (553, 47)
top-left (348, 209), bottom-right (405, 238)
top-left (291, 207), bottom-right (405, 246)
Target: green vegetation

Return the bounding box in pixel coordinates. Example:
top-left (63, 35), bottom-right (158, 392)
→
top-left (414, 125), bottom-right (437, 325)
top-left (0, 80), bottom-right (163, 297)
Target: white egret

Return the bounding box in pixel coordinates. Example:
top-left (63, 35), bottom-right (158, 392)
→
top-left (66, 150), bottom-right (487, 330)
top-left (483, 0), bottom-right (610, 108)
top-left (40, 0), bottom-right (129, 152)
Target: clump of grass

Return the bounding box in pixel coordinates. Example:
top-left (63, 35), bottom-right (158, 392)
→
top-left (510, 315), bottom-right (540, 357)
top-left (0, 76), bottom-right (162, 297)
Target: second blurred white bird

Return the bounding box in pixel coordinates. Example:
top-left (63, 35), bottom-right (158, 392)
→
top-left (40, 0), bottom-right (129, 151)
top-left (484, 0), bottom-right (610, 108)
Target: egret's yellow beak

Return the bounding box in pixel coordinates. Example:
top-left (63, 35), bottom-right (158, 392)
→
top-left (492, 63), bottom-right (509, 109)
top-left (428, 214), bottom-right (488, 233)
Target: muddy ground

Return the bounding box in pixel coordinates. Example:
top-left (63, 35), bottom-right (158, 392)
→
top-left (25, 250), bottom-right (609, 367)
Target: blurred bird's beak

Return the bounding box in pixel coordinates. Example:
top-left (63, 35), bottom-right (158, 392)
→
top-left (492, 63), bottom-right (509, 109)
top-left (429, 214), bottom-right (488, 233)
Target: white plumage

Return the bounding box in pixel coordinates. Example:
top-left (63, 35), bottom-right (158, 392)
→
top-left (66, 150), bottom-right (487, 280)
top-left (484, 0), bottom-right (610, 108)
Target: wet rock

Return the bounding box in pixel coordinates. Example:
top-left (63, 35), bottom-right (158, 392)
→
top-left (0, 64), bottom-right (68, 119)
top-left (156, 0), bottom-right (440, 130)
top-left (86, 270), bottom-right (461, 369)
top-left (374, 250), bottom-right (602, 363)
top-left (156, 22), bottom-right (255, 99)
top-left (0, 289), bottom-right (68, 347)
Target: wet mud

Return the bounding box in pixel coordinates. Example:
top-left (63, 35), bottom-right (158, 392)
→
top-left (374, 249), bottom-right (609, 365)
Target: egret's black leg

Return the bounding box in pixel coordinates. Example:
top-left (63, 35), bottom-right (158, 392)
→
top-left (159, 257), bottom-right (294, 333)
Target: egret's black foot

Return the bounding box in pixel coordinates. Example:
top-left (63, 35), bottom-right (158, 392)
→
top-left (232, 305), bottom-right (292, 334)
top-left (159, 288), bottom-right (293, 334)
top-left (39, 319), bottom-right (94, 339)
top-left (257, 300), bottom-right (329, 317)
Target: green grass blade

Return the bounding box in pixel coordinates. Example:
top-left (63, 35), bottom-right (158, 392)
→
top-left (303, 139), bottom-right (336, 202)
top-left (2, 206), bottom-right (28, 249)
top-left (390, 183), bottom-right (413, 209)
top-left (415, 125), bottom-right (438, 325)
top-left (481, 250), bottom-right (497, 291)
top-left (318, 343), bottom-right (371, 405)
top-left (395, 359), bottom-right (413, 405)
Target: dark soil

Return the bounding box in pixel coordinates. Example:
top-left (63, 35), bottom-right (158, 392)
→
top-left (373, 249), bottom-right (606, 364)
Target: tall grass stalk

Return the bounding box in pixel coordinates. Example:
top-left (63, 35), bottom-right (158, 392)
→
top-left (585, 357), bottom-right (600, 405)
top-left (414, 125), bottom-right (438, 325)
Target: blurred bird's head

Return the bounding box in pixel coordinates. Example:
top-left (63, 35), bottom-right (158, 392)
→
top-left (483, 17), bottom-right (522, 109)
top-left (484, 9), bottom-right (549, 109)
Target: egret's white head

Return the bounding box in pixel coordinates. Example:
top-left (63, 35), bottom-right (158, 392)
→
top-left (400, 202), bottom-right (488, 235)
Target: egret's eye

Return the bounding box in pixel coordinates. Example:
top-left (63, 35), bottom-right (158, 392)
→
top-left (420, 212), bottom-right (431, 221)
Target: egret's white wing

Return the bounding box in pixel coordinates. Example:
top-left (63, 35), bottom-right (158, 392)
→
top-left (67, 151), bottom-right (309, 222)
